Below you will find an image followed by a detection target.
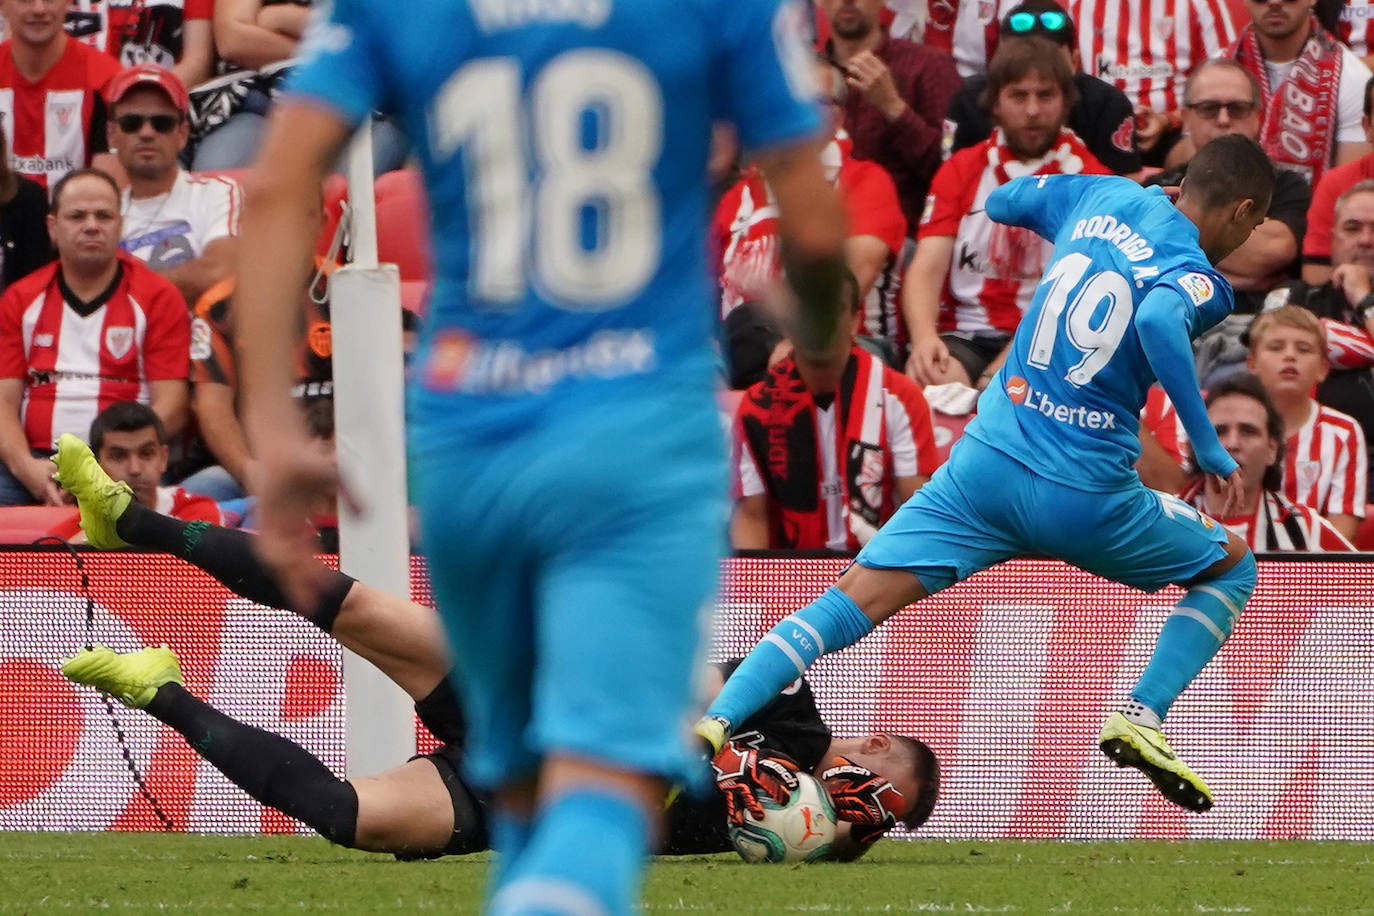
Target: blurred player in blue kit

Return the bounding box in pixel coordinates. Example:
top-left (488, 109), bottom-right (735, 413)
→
top-left (230, 1), bottom-right (847, 913)
top-left (701, 134), bottom-right (1277, 815)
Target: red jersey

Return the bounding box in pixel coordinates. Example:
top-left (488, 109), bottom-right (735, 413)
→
top-left (1340, 0), bottom-right (1374, 61)
top-left (155, 485), bottom-right (222, 525)
top-left (1302, 154), bottom-right (1374, 265)
top-left (0, 253), bottom-right (189, 450)
top-left (67, 0), bottom-right (213, 66)
top-left (714, 133), bottom-right (907, 349)
top-left (1141, 384), bottom-right (1187, 465)
top-left (1181, 481), bottom-right (1356, 551)
top-left (1284, 402), bottom-right (1367, 520)
top-left (918, 128), bottom-right (1109, 335)
top-left (1069, 0), bottom-right (1235, 112)
top-left (0, 36), bottom-right (120, 188)
top-left (732, 346), bottom-right (939, 550)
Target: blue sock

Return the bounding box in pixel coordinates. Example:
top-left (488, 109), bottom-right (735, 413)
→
top-left (1131, 552), bottom-right (1254, 719)
top-left (706, 586), bottom-right (873, 729)
top-left (489, 789), bottom-right (648, 916)
top-left (485, 810), bottom-right (533, 906)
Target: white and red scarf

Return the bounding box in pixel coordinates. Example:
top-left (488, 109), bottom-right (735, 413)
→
top-left (1232, 18), bottom-right (1343, 184)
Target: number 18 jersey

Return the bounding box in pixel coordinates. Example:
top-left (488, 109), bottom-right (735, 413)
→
top-left (287, 0), bottom-right (822, 436)
top-left (968, 175), bottom-right (1234, 491)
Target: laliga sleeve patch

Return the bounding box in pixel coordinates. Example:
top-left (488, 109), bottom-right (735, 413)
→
top-left (189, 317), bottom-right (213, 361)
top-left (1178, 272), bottom-right (1215, 307)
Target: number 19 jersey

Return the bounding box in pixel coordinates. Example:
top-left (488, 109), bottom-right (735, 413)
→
top-left (969, 175), bottom-right (1234, 491)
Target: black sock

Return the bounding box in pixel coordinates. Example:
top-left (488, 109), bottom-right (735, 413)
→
top-left (414, 672), bottom-right (466, 746)
top-left (115, 504), bottom-right (356, 632)
top-left (145, 683), bottom-right (359, 846)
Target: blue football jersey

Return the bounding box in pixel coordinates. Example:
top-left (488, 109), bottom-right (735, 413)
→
top-left (967, 174), bottom-right (1236, 491)
top-left (287, 0), bottom-right (822, 434)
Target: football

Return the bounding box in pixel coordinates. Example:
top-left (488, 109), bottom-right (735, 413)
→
top-left (727, 772), bottom-right (838, 864)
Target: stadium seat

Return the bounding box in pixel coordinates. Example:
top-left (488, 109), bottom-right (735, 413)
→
top-left (373, 169), bottom-right (432, 281)
top-left (400, 280), bottom-right (430, 317)
top-left (0, 506), bottom-right (82, 544)
top-left (1354, 505), bottom-right (1374, 550)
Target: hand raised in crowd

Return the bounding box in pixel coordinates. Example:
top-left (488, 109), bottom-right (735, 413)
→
top-left (844, 51), bottom-right (907, 121)
top-left (1331, 263), bottom-right (1374, 309)
top-left (906, 335), bottom-right (953, 386)
top-left (1133, 107), bottom-right (1171, 152)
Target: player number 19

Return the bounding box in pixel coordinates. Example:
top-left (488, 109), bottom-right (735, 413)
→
top-left (430, 51), bottom-right (663, 309)
top-left (1026, 251), bottom-right (1133, 386)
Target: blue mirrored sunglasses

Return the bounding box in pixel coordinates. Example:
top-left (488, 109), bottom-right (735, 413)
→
top-left (1006, 10), bottom-right (1070, 33)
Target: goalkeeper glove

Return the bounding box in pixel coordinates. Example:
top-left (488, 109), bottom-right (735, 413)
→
top-left (710, 739), bottom-right (801, 826)
top-left (820, 755), bottom-right (904, 845)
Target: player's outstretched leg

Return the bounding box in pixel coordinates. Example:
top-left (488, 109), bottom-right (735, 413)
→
top-left (63, 645), bottom-right (361, 845)
top-left (50, 433), bottom-right (132, 548)
top-left (699, 585), bottom-right (877, 748)
top-left (1099, 548), bottom-right (1256, 812)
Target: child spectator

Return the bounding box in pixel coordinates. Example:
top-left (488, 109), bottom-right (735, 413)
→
top-left (1245, 304), bottom-right (1367, 540)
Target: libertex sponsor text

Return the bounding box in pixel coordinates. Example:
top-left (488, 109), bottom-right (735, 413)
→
top-left (1005, 375), bottom-right (1118, 429)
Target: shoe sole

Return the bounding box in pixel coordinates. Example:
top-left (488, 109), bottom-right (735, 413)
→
top-left (1100, 737), bottom-right (1212, 812)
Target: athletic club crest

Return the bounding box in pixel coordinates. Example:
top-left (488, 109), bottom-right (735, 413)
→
top-left (1297, 460), bottom-right (1322, 493)
top-left (104, 325), bottom-right (134, 359)
top-left (1152, 16), bottom-right (1174, 40)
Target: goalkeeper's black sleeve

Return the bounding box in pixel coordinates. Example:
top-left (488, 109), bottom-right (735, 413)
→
top-left (145, 683), bottom-right (359, 846)
top-left (115, 504), bottom-right (355, 632)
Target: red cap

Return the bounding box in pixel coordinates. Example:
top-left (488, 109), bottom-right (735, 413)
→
top-left (105, 64), bottom-right (189, 114)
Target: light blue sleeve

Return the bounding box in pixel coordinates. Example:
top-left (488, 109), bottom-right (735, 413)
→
top-left (1135, 286), bottom-right (1238, 478)
top-left (712, 0), bottom-right (822, 152)
top-left (283, 0), bottom-right (385, 127)
top-left (985, 174), bottom-right (1100, 241)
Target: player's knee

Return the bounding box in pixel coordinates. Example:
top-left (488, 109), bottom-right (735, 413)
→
top-left (285, 778), bottom-right (359, 848)
top-left (1209, 548), bottom-right (1257, 604)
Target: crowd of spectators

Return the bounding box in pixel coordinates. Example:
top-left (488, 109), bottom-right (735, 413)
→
top-left (0, 0), bottom-right (1370, 558)
top-left (720, 0), bottom-right (1374, 554)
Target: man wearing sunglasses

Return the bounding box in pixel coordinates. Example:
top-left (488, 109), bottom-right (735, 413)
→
top-left (945, 0), bottom-right (1143, 179)
top-left (1229, 0), bottom-right (1372, 185)
top-left (1148, 59), bottom-right (1308, 329)
top-left (106, 64), bottom-right (240, 306)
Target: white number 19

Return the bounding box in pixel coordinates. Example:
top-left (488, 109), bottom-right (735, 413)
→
top-left (1026, 252), bottom-right (1134, 386)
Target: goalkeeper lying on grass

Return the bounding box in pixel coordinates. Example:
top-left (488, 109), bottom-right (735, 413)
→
top-left (51, 434), bottom-right (940, 861)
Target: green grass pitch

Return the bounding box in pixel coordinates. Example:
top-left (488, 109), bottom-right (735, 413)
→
top-left (2, 834), bottom-right (1372, 914)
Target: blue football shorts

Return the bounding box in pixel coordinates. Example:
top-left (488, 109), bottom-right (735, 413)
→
top-left (410, 385), bottom-right (726, 790)
top-left (857, 436), bottom-right (1230, 594)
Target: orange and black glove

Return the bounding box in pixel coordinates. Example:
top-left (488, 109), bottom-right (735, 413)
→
top-left (820, 755), bottom-right (904, 845)
top-left (710, 739), bottom-right (801, 826)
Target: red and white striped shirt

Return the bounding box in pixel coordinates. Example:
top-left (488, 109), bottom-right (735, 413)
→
top-left (0, 253), bottom-right (189, 451)
top-left (919, 129), bottom-right (1109, 335)
top-left (914, 0), bottom-right (1016, 77)
top-left (1069, 0), bottom-right (1236, 113)
top-left (1284, 402), bottom-right (1367, 519)
top-left (1141, 384), bottom-right (1188, 464)
top-left (0, 36), bottom-right (120, 189)
top-left (1340, 0), bottom-right (1374, 60)
top-left (1181, 482), bottom-right (1356, 551)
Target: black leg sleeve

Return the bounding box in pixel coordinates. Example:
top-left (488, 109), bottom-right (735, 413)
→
top-left (144, 683), bottom-right (359, 846)
top-left (116, 505), bottom-right (356, 632)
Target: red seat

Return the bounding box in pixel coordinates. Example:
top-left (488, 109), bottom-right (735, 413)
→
top-left (373, 168), bottom-right (432, 281)
top-left (0, 506), bottom-right (82, 544)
